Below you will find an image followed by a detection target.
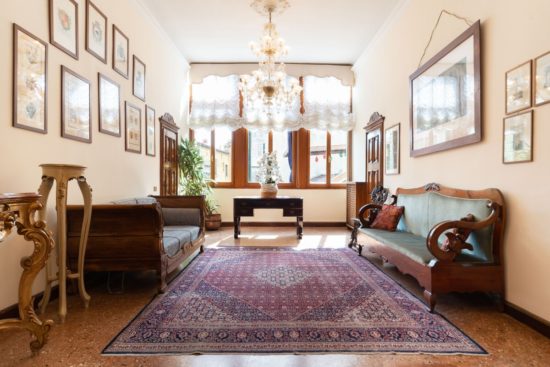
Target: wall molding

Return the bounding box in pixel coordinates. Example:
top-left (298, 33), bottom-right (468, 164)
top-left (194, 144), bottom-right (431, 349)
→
top-left (504, 302), bottom-right (550, 338)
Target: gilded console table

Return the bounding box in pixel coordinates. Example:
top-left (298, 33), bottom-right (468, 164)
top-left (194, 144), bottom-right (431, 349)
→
top-left (0, 193), bottom-right (54, 354)
top-left (37, 164), bottom-right (92, 323)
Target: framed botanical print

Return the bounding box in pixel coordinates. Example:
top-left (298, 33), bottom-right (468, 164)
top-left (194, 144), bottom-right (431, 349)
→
top-left (125, 102), bottom-right (142, 153)
top-left (98, 73), bottom-right (121, 137)
top-left (410, 21), bottom-right (481, 157)
top-left (85, 0), bottom-right (107, 63)
top-left (534, 51), bottom-right (550, 106)
top-left (49, 0), bottom-right (78, 59)
top-left (145, 105), bottom-right (156, 156)
top-left (133, 56), bottom-right (146, 101)
top-left (13, 24), bottom-right (48, 134)
top-left (503, 111), bottom-right (533, 164)
top-left (505, 61), bottom-right (531, 114)
top-left (112, 25), bottom-right (129, 78)
top-left (385, 124), bottom-right (400, 175)
top-left (61, 66), bottom-right (91, 143)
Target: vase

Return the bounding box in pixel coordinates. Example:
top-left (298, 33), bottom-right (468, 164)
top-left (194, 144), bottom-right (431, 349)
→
top-left (260, 183), bottom-right (278, 198)
top-left (205, 213), bottom-right (222, 231)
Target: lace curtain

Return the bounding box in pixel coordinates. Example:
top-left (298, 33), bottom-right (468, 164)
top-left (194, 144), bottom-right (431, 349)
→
top-left (188, 75), bottom-right (355, 131)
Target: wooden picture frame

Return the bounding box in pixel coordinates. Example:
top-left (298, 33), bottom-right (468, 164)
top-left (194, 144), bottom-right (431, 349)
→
top-left (385, 123), bottom-right (400, 175)
top-left (133, 55), bottom-right (146, 101)
top-left (98, 73), bottom-right (121, 137)
top-left (534, 51), bottom-right (550, 107)
top-left (145, 105), bottom-right (156, 156)
top-left (409, 21), bottom-right (481, 157)
top-left (112, 25), bottom-right (129, 78)
top-left (61, 66), bottom-right (91, 143)
top-left (49, 0), bottom-right (79, 59)
top-left (125, 101), bottom-right (142, 153)
top-left (506, 61), bottom-right (532, 114)
top-left (13, 24), bottom-right (48, 134)
top-left (85, 0), bottom-right (107, 63)
top-left (503, 110), bottom-right (533, 164)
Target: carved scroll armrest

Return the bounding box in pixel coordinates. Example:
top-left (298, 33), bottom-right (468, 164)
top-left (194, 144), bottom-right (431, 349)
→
top-left (356, 203), bottom-right (383, 228)
top-left (426, 202), bottom-right (501, 262)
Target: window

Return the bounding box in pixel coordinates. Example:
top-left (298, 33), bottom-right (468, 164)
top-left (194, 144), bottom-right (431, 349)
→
top-left (246, 130), bottom-right (294, 184)
top-left (192, 127), bottom-right (233, 184)
top-left (247, 130), bottom-right (269, 182)
top-left (194, 128), bottom-right (212, 178)
top-left (308, 129), bottom-right (349, 186)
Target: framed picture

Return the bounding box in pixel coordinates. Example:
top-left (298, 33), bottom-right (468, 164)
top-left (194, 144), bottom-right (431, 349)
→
top-left (125, 102), bottom-right (142, 153)
top-left (61, 66), bottom-right (91, 143)
top-left (503, 111), bottom-right (533, 164)
top-left (410, 21), bottom-right (481, 157)
top-left (133, 55), bottom-right (146, 101)
top-left (13, 24), bottom-right (48, 134)
top-left (85, 0), bottom-right (107, 63)
top-left (385, 123), bottom-right (400, 175)
top-left (112, 25), bottom-right (129, 78)
top-left (505, 61), bottom-right (531, 114)
top-left (534, 51), bottom-right (550, 106)
top-left (145, 105), bottom-right (156, 156)
top-left (98, 73), bottom-right (121, 137)
top-left (49, 0), bottom-right (78, 59)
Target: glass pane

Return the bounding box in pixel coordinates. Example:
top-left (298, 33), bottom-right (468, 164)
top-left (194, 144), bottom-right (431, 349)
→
top-left (194, 129), bottom-right (211, 179)
top-left (248, 130), bottom-right (269, 182)
top-left (309, 129), bottom-right (327, 184)
top-left (272, 130), bottom-right (293, 183)
top-left (214, 127), bottom-right (232, 182)
top-left (330, 130), bottom-right (348, 183)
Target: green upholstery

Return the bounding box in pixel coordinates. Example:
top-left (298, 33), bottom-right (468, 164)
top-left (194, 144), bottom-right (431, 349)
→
top-left (362, 192), bottom-right (495, 264)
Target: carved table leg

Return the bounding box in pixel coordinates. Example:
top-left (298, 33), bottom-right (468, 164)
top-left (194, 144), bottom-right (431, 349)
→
top-left (76, 177), bottom-right (92, 308)
top-left (55, 181), bottom-right (68, 324)
top-left (423, 289), bottom-right (437, 313)
top-left (234, 216), bottom-right (240, 239)
top-left (297, 216), bottom-right (303, 239)
top-left (36, 177), bottom-right (54, 314)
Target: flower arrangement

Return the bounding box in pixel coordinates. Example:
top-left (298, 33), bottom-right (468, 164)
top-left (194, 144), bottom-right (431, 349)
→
top-left (256, 151), bottom-right (282, 184)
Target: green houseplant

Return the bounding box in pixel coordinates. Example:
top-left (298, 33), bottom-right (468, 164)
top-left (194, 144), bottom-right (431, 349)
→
top-left (178, 138), bottom-right (221, 230)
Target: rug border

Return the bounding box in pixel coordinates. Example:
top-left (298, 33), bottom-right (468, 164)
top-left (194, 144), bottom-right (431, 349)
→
top-left (101, 247), bottom-right (488, 356)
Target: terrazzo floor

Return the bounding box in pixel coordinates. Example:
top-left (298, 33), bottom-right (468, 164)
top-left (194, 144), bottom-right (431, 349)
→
top-left (0, 227), bottom-right (548, 367)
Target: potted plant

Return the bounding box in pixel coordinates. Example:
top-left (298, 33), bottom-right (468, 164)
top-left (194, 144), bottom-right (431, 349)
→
top-left (178, 138), bottom-right (221, 230)
top-left (257, 151), bottom-right (282, 198)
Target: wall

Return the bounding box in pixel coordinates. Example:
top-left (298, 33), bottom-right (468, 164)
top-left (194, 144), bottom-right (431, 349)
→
top-left (352, 0), bottom-right (550, 322)
top-left (0, 0), bottom-right (189, 310)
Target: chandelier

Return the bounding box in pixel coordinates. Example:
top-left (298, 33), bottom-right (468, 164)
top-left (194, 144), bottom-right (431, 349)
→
top-left (239, 0), bottom-right (302, 117)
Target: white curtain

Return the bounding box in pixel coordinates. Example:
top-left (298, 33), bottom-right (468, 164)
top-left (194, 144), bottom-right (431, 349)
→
top-left (302, 76), bottom-right (354, 131)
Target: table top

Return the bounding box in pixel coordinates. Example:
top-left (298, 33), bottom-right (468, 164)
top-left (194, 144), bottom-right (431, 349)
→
top-left (0, 193), bottom-right (41, 205)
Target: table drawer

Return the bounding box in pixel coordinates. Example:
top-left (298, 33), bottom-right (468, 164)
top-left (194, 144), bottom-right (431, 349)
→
top-left (283, 208), bottom-right (303, 216)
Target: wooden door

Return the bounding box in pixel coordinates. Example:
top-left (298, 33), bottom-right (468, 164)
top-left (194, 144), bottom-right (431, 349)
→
top-left (364, 113), bottom-right (384, 200)
top-left (159, 113), bottom-right (179, 196)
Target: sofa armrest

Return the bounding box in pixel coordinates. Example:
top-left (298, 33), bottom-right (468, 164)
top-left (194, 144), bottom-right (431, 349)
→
top-left (356, 203), bottom-right (383, 228)
top-left (150, 195), bottom-right (206, 233)
top-left (426, 201), bottom-right (501, 262)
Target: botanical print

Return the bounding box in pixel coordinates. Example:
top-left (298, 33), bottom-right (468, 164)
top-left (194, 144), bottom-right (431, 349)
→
top-left (506, 61), bottom-right (531, 114)
top-left (51, 0), bottom-right (78, 58)
top-left (503, 111), bottom-right (532, 164)
top-left (146, 106), bottom-right (155, 156)
top-left (412, 36), bottom-right (476, 152)
top-left (62, 67), bottom-right (91, 142)
top-left (126, 103), bottom-right (141, 153)
top-left (133, 56), bottom-right (146, 101)
top-left (99, 75), bottom-right (120, 136)
top-left (535, 52), bottom-right (550, 106)
top-left (113, 26), bottom-right (129, 77)
top-left (385, 124), bottom-right (400, 175)
top-left (14, 26), bottom-right (47, 133)
top-left (86, 1), bottom-right (107, 62)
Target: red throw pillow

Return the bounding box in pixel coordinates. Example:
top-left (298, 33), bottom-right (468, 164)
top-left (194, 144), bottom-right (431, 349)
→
top-left (370, 205), bottom-right (404, 231)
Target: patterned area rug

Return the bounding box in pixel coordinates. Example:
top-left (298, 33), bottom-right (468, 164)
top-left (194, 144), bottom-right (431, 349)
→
top-left (103, 248), bottom-right (486, 355)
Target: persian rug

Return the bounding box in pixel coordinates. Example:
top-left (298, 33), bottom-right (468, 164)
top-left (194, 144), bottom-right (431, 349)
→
top-left (103, 248), bottom-right (486, 355)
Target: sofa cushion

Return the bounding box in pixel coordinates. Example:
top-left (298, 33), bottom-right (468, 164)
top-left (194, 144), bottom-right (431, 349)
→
top-left (162, 226), bottom-right (201, 257)
top-left (162, 208), bottom-right (201, 227)
top-left (164, 225), bottom-right (200, 242)
top-left (396, 193), bottom-right (430, 237)
top-left (111, 197), bottom-right (157, 205)
top-left (371, 205), bottom-right (404, 231)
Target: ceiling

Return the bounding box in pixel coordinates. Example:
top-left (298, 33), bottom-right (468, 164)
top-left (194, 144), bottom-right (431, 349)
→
top-left (138, 0), bottom-right (401, 64)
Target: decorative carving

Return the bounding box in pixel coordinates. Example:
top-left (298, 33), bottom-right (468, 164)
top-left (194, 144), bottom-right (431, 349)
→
top-left (370, 185), bottom-right (389, 205)
top-left (366, 112), bottom-right (385, 127)
top-left (424, 183), bottom-right (441, 192)
top-left (441, 214), bottom-right (475, 254)
top-left (159, 113), bottom-right (176, 126)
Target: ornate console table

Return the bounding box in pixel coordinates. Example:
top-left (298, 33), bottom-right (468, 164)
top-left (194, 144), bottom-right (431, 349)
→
top-left (0, 193), bottom-right (54, 354)
top-left (233, 196), bottom-right (304, 239)
top-left (37, 164), bottom-right (92, 323)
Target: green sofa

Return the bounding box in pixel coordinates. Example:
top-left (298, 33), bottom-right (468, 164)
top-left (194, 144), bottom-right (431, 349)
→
top-left (349, 183), bottom-right (505, 312)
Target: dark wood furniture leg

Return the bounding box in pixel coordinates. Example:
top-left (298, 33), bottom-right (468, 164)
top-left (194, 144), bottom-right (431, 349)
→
top-left (234, 215), bottom-right (240, 239)
top-left (297, 216), bottom-right (303, 239)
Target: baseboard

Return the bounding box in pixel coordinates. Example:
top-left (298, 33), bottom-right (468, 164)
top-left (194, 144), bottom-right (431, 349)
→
top-left (221, 221), bottom-right (346, 227)
top-left (504, 302), bottom-right (550, 338)
top-left (0, 286), bottom-right (59, 320)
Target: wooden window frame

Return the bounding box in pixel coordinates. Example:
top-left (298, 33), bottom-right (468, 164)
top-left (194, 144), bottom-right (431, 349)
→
top-left (190, 127), bottom-right (234, 188)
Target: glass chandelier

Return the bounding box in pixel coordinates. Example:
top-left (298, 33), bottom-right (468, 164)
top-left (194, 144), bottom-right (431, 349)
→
top-left (239, 0), bottom-right (302, 117)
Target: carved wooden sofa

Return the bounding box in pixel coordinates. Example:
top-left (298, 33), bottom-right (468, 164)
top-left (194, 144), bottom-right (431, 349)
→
top-left (349, 184), bottom-right (505, 312)
top-left (66, 195), bottom-right (205, 292)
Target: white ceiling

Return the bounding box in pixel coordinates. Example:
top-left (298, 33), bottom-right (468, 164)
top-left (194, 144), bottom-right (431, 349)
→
top-left (138, 0), bottom-right (401, 64)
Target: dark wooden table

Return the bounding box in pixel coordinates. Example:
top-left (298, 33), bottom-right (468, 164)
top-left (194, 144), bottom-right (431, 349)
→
top-left (233, 196), bottom-right (303, 239)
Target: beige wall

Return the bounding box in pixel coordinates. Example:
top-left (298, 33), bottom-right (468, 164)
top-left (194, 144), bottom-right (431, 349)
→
top-left (352, 0), bottom-right (550, 322)
top-left (0, 0), bottom-right (189, 310)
